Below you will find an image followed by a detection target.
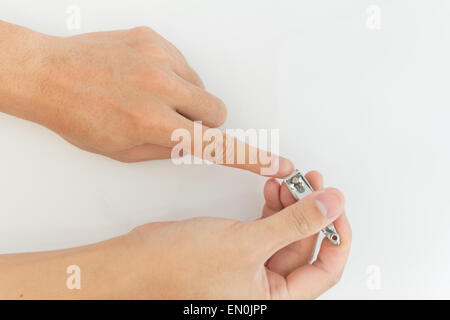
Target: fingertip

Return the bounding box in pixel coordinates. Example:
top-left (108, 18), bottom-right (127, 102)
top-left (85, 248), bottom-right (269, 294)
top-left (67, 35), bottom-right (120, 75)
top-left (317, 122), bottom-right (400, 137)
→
top-left (278, 157), bottom-right (295, 177)
top-left (261, 157), bottom-right (294, 178)
top-left (315, 188), bottom-right (345, 221)
top-left (327, 187), bottom-right (345, 207)
top-left (210, 96), bottom-right (227, 127)
top-left (264, 178), bottom-right (280, 198)
top-left (305, 170), bottom-right (323, 190)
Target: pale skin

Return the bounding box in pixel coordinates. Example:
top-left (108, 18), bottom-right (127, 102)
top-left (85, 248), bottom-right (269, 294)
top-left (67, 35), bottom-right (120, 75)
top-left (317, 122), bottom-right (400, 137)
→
top-left (0, 21), bottom-right (352, 299)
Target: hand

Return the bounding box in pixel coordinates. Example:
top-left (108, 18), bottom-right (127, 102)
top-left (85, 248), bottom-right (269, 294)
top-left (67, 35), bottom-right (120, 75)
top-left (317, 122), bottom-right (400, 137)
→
top-left (0, 171), bottom-right (350, 299)
top-left (123, 170), bottom-right (351, 299)
top-left (260, 171), bottom-right (351, 298)
top-left (0, 22), bottom-right (292, 177)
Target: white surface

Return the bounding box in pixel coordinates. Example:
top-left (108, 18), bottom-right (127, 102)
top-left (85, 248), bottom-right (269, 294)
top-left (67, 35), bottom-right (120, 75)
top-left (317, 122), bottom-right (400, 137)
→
top-left (1, 0), bottom-right (450, 299)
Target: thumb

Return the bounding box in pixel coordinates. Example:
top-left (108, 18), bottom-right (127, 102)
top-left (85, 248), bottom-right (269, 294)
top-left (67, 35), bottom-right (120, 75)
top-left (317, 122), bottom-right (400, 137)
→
top-left (252, 188), bottom-right (345, 258)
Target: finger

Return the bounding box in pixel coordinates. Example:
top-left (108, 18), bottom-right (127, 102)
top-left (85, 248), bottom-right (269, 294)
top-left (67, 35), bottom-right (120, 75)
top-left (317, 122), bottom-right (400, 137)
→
top-left (266, 171), bottom-right (323, 275)
top-left (172, 63), bottom-right (204, 89)
top-left (305, 170), bottom-right (323, 191)
top-left (171, 74), bottom-right (227, 128)
top-left (285, 212), bottom-right (352, 299)
top-left (155, 54), bottom-right (204, 88)
top-left (156, 113), bottom-right (294, 177)
top-left (279, 180), bottom-right (298, 207)
top-left (262, 179), bottom-right (283, 217)
top-left (252, 188), bottom-right (345, 258)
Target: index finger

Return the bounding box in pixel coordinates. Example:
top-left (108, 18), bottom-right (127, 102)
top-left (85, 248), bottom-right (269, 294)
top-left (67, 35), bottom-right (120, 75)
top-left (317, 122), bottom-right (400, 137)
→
top-left (161, 113), bottom-right (294, 177)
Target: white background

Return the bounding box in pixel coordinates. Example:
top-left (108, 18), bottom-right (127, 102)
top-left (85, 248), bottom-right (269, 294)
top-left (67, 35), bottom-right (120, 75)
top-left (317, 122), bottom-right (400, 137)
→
top-left (1, 0), bottom-right (449, 299)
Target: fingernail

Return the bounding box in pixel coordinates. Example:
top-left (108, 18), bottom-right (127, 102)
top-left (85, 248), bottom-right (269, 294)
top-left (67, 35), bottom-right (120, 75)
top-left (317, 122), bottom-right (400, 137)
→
top-left (315, 188), bottom-right (344, 220)
top-left (260, 156), bottom-right (294, 177)
top-left (276, 157), bottom-right (294, 177)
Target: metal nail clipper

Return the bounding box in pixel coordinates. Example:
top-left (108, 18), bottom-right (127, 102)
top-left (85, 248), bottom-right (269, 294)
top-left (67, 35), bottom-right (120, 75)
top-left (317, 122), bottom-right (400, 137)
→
top-left (283, 169), bottom-right (340, 245)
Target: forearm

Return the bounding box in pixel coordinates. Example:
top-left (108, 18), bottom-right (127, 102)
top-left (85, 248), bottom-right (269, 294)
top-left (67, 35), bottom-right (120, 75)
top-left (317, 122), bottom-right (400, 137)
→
top-left (0, 20), bottom-right (50, 125)
top-left (0, 234), bottom-right (138, 299)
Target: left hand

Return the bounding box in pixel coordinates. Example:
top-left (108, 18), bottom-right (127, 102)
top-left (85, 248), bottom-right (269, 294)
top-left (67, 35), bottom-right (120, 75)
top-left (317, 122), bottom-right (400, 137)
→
top-left (261, 170), bottom-right (352, 298)
top-left (0, 171), bottom-right (351, 299)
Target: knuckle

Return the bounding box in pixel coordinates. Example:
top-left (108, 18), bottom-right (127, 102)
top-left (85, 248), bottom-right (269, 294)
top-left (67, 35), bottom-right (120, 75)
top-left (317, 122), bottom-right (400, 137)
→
top-left (215, 101), bottom-right (227, 126)
top-left (178, 64), bottom-right (203, 87)
top-left (146, 43), bottom-right (168, 59)
top-left (130, 222), bottom-right (164, 235)
top-left (130, 26), bottom-right (155, 37)
top-left (152, 67), bottom-right (175, 89)
top-left (288, 204), bottom-right (314, 237)
top-left (139, 105), bottom-right (172, 136)
top-left (127, 42), bottom-right (169, 63)
top-left (209, 98), bottom-right (227, 127)
top-left (192, 91), bottom-right (227, 127)
top-left (142, 66), bottom-right (177, 93)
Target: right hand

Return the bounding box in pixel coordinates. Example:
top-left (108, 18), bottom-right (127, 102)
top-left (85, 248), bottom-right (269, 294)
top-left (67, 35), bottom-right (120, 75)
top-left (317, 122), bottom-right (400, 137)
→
top-left (1, 22), bottom-right (292, 176)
